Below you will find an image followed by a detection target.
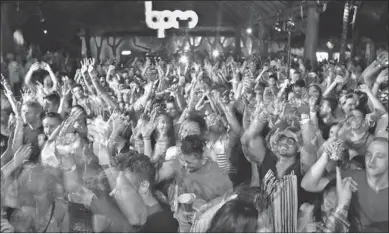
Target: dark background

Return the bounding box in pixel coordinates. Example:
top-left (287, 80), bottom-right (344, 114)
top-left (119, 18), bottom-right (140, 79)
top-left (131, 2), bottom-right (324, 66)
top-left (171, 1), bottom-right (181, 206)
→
top-left (3, 1), bottom-right (388, 52)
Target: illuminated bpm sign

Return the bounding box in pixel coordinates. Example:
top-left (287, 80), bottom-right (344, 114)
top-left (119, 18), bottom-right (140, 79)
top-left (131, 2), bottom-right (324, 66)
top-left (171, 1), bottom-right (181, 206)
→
top-left (145, 1), bottom-right (198, 38)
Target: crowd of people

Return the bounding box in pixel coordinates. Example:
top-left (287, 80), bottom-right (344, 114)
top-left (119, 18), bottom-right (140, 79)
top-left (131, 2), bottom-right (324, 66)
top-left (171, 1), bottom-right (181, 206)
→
top-left (0, 43), bottom-right (388, 232)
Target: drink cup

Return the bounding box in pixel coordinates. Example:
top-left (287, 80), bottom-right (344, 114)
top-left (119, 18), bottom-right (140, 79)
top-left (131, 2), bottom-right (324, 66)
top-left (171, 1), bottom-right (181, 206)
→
top-left (178, 193), bottom-right (196, 212)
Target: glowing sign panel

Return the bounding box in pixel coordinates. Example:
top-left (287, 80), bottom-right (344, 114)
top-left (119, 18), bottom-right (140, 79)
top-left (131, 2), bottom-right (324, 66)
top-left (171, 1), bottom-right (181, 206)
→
top-left (145, 1), bottom-right (198, 38)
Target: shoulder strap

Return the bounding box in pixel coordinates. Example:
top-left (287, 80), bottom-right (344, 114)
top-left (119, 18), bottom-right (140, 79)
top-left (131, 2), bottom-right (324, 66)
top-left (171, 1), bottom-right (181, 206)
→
top-left (42, 202), bottom-right (55, 233)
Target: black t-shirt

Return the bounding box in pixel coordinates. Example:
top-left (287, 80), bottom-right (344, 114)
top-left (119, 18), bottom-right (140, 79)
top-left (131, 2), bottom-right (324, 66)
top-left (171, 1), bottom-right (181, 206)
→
top-left (141, 205), bottom-right (178, 233)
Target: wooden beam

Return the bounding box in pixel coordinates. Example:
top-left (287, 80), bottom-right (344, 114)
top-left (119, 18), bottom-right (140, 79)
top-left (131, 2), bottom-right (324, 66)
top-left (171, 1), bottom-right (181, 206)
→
top-left (101, 29), bottom-right (236, 38)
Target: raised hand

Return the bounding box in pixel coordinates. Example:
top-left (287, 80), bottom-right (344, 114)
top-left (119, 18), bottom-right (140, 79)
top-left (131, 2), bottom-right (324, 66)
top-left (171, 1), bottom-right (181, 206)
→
top-left (87, 58), bottom-right (96, 74)
top-left (144, 57), bottom-right (151, 68)
top-left (29, 62), bottom-right (41, 72)
top-left (336, 167), bottom-right (357, 207)
top-left (334, 75), bottom-right (344, 84)
top-left (61, 110), bottom-right (84, 134)
top-left (80, 59), bottom-right (88, 74)
top-left (40, 61), bottom-right (51, 71)
top-left (61, 78), bottom-right (72, 98)
top-left (376, 68), bottom-right (388, 84)
top-left (1, 74), bottom-right (12, 97)
top-left (358, 84), bottom-right (371, 94)
top-left (141, 119), bottom-right (155, 139)
top-left (376, 50), bottom-right (388, 67)
top-left (308, 96), bottom-right (318, 110)
top-left (13, 144), bottom-right (33, 167)
top-left (110, 111), bottom-right (130, 136)
top-left (108, 64), bottom-right (116, 72)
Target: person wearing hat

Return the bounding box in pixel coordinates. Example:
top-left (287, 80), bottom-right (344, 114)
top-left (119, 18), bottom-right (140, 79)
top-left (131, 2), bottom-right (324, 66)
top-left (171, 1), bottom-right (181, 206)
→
top-left (241, 108), bottom-right (309, 205)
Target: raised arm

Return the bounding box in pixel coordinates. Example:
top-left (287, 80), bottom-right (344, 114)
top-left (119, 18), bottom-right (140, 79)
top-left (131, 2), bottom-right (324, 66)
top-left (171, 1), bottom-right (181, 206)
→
top-left (24, 62), bottom-right (40, 91)
top-left (240, 111), bottom-right (268, 167)
top-left (300, 150), bottom-right (332, 192)
top-left (218, 99), bottom-right (242, 139)
top-left (40, 62), bottom-right (59, 92)
top-left (359, 84), bottom-right (387, 113)
top-left (87, 58), bottom-right (119, 110)
top-left (96, 143), bottom-right (148, 226)
top-left (323, 76), bottom-right (343, 98)
top-left (1, 74), bottom-right (20, 117)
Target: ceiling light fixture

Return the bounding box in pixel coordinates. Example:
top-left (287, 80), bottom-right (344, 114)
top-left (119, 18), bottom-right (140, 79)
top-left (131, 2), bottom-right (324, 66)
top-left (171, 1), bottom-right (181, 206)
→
top-left (121, 50), bottom-right (132, 55)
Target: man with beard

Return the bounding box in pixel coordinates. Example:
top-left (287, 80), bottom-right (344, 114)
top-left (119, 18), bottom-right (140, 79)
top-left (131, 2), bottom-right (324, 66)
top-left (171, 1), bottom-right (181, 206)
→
top-left (241, 117), bottom-right (309, 204)
top-left (158, 135), bottom-right (233, 232)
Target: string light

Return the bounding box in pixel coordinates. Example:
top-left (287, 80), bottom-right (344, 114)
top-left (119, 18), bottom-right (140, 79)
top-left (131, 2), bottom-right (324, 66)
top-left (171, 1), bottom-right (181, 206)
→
top-left (43, 29), bottom-right (48, 34)
top-left (326, 40), bottom-right (334, 49)
top-left (212, 50), bottom-right (220, 57)
top-left (38, 5), bottom-right (45, 23)
top-left (274, 12), bottom-right (282, 32)
top-left (180, 55), bottom-right (188, 63)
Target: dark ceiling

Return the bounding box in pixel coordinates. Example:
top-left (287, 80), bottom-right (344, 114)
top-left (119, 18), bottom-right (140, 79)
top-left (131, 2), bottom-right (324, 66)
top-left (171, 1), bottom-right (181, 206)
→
top-left (4, 1), bottom-right (388, 50)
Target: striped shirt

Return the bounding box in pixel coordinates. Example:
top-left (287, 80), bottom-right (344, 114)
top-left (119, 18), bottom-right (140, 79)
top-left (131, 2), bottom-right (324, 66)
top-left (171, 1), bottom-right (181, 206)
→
top-left (205, 134), bottom-right (236, 175)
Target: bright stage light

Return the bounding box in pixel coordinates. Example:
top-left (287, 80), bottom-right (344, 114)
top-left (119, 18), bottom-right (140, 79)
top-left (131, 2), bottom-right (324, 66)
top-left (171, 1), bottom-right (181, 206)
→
top-left (121, 50), bottom-right (132, 55)
top-left (43, 29), bottom-right (48, 34)
top-left (246, 28), bottom-right (252, 34)
top-left (180, 55), bottom-right (188, 63)
top-left (212, 50), bottom-right (219, 57)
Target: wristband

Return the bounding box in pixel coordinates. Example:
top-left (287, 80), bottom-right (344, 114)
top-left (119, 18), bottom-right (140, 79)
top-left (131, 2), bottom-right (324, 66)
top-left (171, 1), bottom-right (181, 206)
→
top-left (335, 204), bottom-right (349, 213)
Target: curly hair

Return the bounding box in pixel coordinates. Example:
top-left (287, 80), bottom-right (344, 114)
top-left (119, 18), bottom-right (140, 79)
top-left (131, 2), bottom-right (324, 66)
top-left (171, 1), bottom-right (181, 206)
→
top-left (180, 135), bottom-right (205, 157)
top-left (117, 150), bottom-right (156, 188)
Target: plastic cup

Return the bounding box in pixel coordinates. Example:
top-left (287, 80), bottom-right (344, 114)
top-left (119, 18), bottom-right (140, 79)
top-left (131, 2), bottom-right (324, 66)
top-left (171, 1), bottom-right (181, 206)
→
top-left (178, 193), bottom-right (196, 212)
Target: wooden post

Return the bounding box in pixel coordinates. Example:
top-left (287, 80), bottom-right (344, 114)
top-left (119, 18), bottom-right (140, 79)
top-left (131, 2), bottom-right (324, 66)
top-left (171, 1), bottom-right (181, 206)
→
top-left (303, 5), bottom-right (320, 69)
top-left (1, 2), bottom-right (15, 56)
top-left (286, 31), bottom-right (292, 80)
top-left (258, 23), bottom-right (270, 59)
top-left (85, 29), bottom-right (92, 58)
top-left (234, 28), bottom-right (242, 56)
top-left (78, 30), bottom-right (87, 58)
top-left (363, 38), bottom-right (376, 65)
